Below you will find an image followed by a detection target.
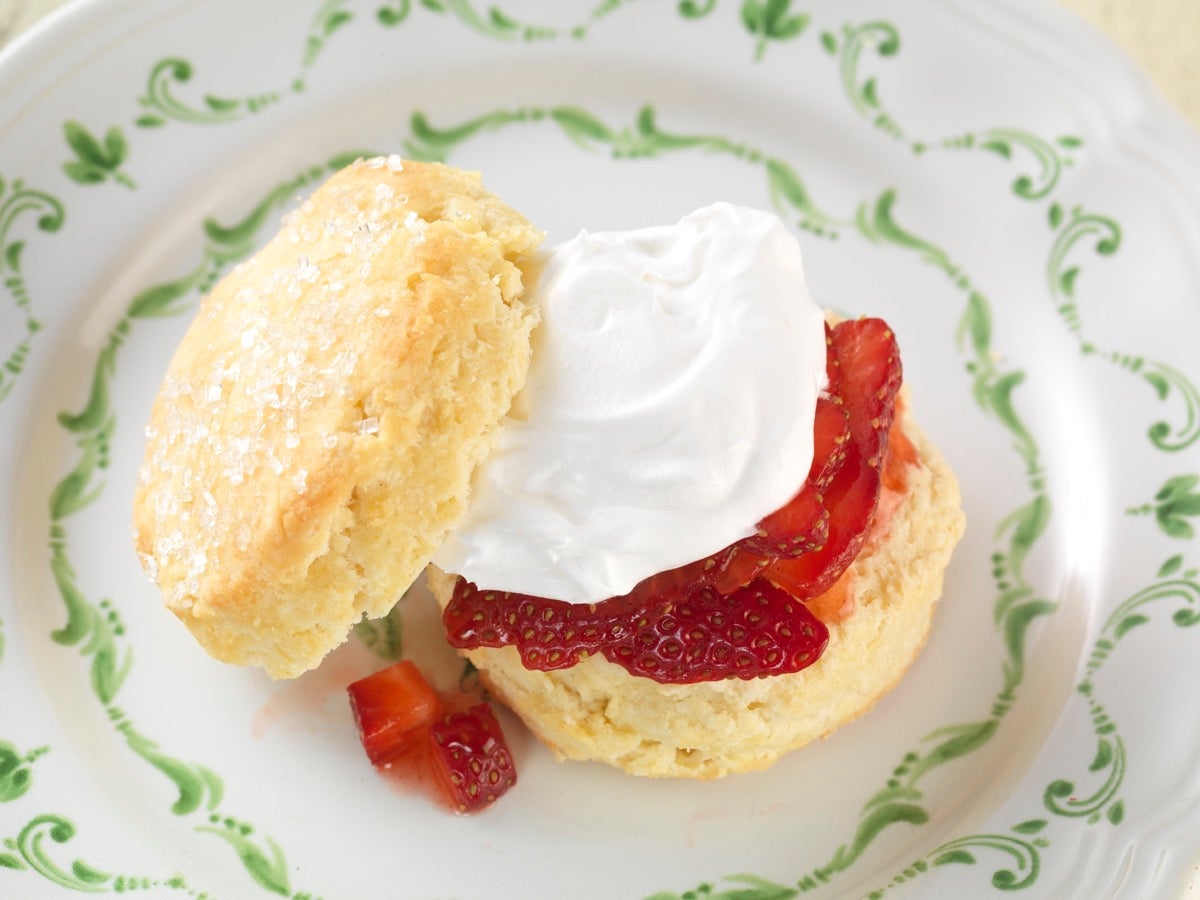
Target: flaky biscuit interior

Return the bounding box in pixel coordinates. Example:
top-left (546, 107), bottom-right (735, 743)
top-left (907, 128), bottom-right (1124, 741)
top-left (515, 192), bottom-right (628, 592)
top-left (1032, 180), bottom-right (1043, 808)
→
top-left (133, 158), bottom-right (543, 678)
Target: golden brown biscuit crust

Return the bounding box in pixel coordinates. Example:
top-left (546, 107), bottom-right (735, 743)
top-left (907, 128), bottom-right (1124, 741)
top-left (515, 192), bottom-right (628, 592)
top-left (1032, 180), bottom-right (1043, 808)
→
top-left (428, 403), bottom-right (964, 778)
top-left (133, 158), bottom-right (543, 678)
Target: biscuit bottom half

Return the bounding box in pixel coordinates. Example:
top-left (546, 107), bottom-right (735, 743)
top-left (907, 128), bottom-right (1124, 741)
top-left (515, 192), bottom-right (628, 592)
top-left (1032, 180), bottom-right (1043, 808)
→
top-left (428, 404), bottom-right (965, 779)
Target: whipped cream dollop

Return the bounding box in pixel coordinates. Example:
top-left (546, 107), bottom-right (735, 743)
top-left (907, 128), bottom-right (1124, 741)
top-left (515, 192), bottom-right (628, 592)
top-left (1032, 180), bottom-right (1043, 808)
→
top-left (433, 203), bottom-right (828, 604)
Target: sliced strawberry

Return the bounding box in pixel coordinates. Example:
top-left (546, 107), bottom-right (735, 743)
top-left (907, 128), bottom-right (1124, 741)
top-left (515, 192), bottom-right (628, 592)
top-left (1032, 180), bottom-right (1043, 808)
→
top-left (709, 544), bottom-right (769, 595)
top-left (764, 318), bottom-right (902, 599)
top-left (806, 394), bottom-right (853, 495)
top-left (831, 317), bottom-right (902, 466)
top-left (739, 322), bottom-right (851, 560)
top-left (428, 704), bottom-right (517, 814)
top-left (601, 578), bottom-right (828, 682)
top-left (763, 445), bottom-right (876, 599)
top-left (347, 660), bottom-right (444, 767)
top-left (446, 576), bottom-right (828, 684)
top-left (741, 397), bottom-right (848, 558)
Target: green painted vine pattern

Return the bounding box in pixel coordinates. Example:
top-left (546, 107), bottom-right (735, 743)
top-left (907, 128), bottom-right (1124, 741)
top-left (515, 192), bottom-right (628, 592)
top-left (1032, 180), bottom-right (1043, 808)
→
top-left (819, 20), bottom-right (1083, 199)
top-left (29, 153), bottom-right (374, 898)
top-left (0, 815), bottom-right (203, 896)
top-left (2, 0), bottom-right (1198, 897)
top-left (1043, 554), bottom-right (1200, 828)
top-left (404, 104), bottom-right (844, 237)
top-left (1127, 474), bottom-right (1200, 538)
top-left (0, 742), bottom-right (49, 804)
top-left (352, 600), bottom-right (406, 661)
top-left (61, 122), bottom-right (135, 189)
top-left (0, 175), bottom-right (64, 404)
top-left (1046, 203), bottom-right (1200, 454)
top-left (868, 821), bottom-right (1050, 897)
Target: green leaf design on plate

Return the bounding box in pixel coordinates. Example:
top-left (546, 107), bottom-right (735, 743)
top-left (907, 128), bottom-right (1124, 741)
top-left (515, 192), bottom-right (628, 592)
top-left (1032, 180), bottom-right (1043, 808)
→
top-left (430, 0), bottom-right (558, 41)
top-left (197, 817), bottom-right (290, 896)
top-left (404, 107), bottom-right (539, 160)
top-left (647, 872), bottom-right (799, 899)
top-left (867, 825), bottom-right (1047, 896)
top-left (137, 57), bottom-right (282, 126)
top-left (1046, 207), bottom-right (1200, 451)
top-left (942, 128), bottom-right (1077, 200)
top-left (111, 708), bottom-right (223, 815)
top-left (1043, 731), bottom-right (1127, 824)
top-left (678, 0), bottom-right (717, 20)
top-left (376, 0), bottom-right (411, 26)
top-left (405, 105), bottom-right (847, 236)
top-left (806, 802), bottom-right (930, 885)
top-left (1047, 558), bottom-right (1200, 825)
top-left (1141, 362), bottom-right (1200, 451)
top-left (353, 600), bottom-right (406, 661)
top-left (0, 814), bottom-right (197, 893)
top-left (0, 175), bottom-right (64, 404)
top-left (302, 0), bottom-right (355, 72)
top-left (835, 21), bottom-right (905, 141)
top-left (0, 743), bottom-right (49, 804)
top-left (137, 1), bottom-right (363, 119)
top-left (740, 0), bottom-right (809, 61)
top-left (1128, 473), bottom-right (1200, 538)
top-left (1045, 206), bottom-right (1121, 336)
top-left (61, 122), bottom-right (136, 189)
top-left (832, 18), bottom-right (1084, 184)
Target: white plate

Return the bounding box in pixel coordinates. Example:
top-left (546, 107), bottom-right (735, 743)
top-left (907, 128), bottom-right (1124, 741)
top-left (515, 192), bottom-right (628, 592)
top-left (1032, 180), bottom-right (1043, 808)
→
top-left (3, 0), bottom-right (1200, 897)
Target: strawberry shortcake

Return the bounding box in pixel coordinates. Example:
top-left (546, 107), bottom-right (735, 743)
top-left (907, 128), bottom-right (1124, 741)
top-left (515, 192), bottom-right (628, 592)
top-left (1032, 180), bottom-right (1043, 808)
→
top-left (134, 158), bottom-right (963, 784)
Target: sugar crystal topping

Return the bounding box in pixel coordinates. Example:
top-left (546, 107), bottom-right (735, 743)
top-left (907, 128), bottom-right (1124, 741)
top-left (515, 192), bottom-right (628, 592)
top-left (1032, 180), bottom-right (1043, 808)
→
top-left (138, 159), bottom-right (435, 607)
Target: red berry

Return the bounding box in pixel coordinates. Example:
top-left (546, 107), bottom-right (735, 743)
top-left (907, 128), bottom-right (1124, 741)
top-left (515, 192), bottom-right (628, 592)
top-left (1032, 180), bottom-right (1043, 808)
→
top-left (428, 704), bottom-right (517, 814)
top-left (830, 317), bottom-right (903, 467)
top-left (601, 578), bottom-right (828, 681)
top-left (347, 660), bottom-right (444, 767)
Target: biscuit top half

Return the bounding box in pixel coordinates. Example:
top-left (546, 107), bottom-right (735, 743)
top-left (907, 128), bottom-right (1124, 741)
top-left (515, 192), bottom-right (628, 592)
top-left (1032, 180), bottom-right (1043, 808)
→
top-left (132, 158), bottom-right (544, 678)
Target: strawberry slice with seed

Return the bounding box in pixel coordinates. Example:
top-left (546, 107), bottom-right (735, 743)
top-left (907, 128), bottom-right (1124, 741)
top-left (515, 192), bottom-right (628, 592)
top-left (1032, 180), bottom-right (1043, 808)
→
top-left (831, 317), bottom-right (902, 466)
top-left (600, 578), bottom-right (828, 682)
top-left (428, 704), bottom-right (517, 814)
top-left (446, 576), bottom-right (828, 684)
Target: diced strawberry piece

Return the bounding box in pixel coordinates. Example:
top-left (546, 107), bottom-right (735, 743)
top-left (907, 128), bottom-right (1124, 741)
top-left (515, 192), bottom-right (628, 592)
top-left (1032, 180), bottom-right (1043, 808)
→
top-left (347, 660), bottom-right (444, 767)
top-left (428, 704), bottom-right (517, 814)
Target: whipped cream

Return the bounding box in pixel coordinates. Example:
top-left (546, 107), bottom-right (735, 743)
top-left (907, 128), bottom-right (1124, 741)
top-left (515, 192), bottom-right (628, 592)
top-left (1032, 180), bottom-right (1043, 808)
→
top-left (433, 203), bottom-right (828, 604)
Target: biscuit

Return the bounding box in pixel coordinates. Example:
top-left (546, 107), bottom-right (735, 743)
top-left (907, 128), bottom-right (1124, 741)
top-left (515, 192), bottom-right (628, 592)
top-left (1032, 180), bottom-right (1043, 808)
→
top-left (133, 158), bottom-right (543, 678)
top-left (428, 401), bottom-right (964, 778)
